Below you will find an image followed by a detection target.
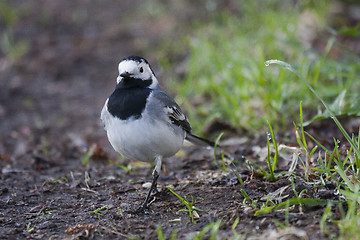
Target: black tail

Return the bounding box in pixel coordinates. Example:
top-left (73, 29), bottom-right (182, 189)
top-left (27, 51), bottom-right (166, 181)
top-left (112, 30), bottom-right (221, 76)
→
top-left (185, 133), bottom-right (215, 147)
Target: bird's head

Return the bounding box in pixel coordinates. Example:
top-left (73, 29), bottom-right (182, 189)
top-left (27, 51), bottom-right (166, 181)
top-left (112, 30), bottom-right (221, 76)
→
top-left (116, 56), bottom-right (159, 89)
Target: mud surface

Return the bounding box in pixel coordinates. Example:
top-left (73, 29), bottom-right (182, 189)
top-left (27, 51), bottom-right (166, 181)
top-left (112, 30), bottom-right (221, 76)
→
top-left (0, 1), bottom-right (358, 239)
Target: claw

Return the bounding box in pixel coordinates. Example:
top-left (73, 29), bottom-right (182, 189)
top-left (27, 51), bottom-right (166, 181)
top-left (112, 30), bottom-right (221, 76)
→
top-left (126, 169), bottom-right (160, 214)
top-left (126, 203), bottom-right (150, 214)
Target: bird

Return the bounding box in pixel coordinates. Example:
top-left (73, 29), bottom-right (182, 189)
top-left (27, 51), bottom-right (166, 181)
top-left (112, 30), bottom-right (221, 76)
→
top-left (101, 56), bottom-right (214, 213)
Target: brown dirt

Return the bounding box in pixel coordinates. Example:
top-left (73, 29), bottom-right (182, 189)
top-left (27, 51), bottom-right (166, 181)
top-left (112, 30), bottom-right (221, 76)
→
top-left (0, 1), bottom-right (357, 239)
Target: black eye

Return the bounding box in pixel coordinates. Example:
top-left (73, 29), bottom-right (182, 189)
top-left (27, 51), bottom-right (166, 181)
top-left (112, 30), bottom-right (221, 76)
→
top-left (139, 67), bottom-right (143, 73)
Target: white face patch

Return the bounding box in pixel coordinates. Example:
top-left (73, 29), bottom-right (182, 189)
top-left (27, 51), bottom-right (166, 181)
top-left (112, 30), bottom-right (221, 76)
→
top-left (118, 60), bottom-right (138, 76)
top-left (117, 59), bottom-right (159, 88)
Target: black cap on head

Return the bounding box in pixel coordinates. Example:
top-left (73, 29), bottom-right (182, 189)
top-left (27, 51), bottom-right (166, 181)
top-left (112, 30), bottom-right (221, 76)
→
top-left (122, 56), bottom-right (149, 64)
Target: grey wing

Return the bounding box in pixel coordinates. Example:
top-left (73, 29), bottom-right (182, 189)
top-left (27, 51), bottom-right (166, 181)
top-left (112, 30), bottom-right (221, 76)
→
top-left (151, 90), bottom-right (192, 133)
top-left (152, 90), bottom-right (215, 147)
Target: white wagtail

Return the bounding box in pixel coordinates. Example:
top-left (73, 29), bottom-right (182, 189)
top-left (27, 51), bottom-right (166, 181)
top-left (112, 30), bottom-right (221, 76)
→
top-left (101, 56), bottom-right (213, 213)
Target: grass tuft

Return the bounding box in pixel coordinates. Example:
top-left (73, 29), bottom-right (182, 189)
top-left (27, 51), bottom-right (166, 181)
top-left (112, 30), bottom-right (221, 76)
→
top-left (265, 59), bottom-right (360, 238)
top-left (247, 121), bottom-right (282, 182)
top-left (166, 186), bottom-right (202, 223)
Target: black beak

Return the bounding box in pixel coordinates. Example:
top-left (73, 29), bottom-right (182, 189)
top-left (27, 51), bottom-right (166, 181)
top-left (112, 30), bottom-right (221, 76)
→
top-left (120, 72), bottom-right (133, 78)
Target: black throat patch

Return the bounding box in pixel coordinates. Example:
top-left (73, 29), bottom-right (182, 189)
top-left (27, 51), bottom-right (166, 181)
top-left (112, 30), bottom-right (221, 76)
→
top-left (107, 87), bottom-right (152, 120)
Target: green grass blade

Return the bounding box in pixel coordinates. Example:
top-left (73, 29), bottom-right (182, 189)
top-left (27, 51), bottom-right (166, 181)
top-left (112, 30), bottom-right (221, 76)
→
top-left (255, 198), bottom-right (337, 216)
top-left (299, 101), bottom-right (307, 149)
top-left (213, 132), bottom-right (226, 172)
top-left (166, 186), bottom-right (188, 208)
top-left (267, 120), bottom-right (278, 173)
top-left (334, 164), bottom-right (355, 192)
top-left (247, 158), bottom-right (271, 179)
top-left (156, 225), bottom-right (166, 240)
top-left (230, 163), bottom-right (244, 185)
top-left (91, 205), bottom-right (107, 215)
top-left (265, 60), bottom-right (360, 160)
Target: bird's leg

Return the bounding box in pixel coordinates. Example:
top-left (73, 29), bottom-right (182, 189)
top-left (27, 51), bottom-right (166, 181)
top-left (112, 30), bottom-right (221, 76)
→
top-left (151, 156), bottom-right (162, 194)
top-left (140, 169), bottom-right (159, 211)
top-left (130, 156), bottom-right (162, 214)
top-left (152, 180), bottom-right (159, 194)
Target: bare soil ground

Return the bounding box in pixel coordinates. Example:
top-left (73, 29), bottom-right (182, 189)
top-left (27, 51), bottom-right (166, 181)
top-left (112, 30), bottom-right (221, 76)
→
top-left (0, 1), bottom-right (358, 239)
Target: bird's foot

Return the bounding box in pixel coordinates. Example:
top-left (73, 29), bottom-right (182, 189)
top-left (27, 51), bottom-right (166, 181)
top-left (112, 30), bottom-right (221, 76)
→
top-left (126, 203), bottom-right (150, 214)
top-left (126, 194), bottom-right (158, 214)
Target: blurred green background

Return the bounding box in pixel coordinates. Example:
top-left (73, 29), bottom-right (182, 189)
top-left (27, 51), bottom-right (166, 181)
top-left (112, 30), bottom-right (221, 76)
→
top-left (1, 0), bottom-right (359, 139)
top-left (167, 1), bottom-right (360, 133)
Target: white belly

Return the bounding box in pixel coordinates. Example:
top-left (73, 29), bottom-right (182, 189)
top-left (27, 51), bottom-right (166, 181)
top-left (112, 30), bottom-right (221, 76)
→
top-left (102, 104), bottom-right (185, 162)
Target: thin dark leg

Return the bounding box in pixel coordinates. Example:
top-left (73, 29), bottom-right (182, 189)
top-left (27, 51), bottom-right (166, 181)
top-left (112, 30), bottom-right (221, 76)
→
top-left (141, 170), bottom-right (159, 210)
top-left (129, 170), bottom-right (159, 214)
top-left (152, 179), bottom-right (159, 194)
